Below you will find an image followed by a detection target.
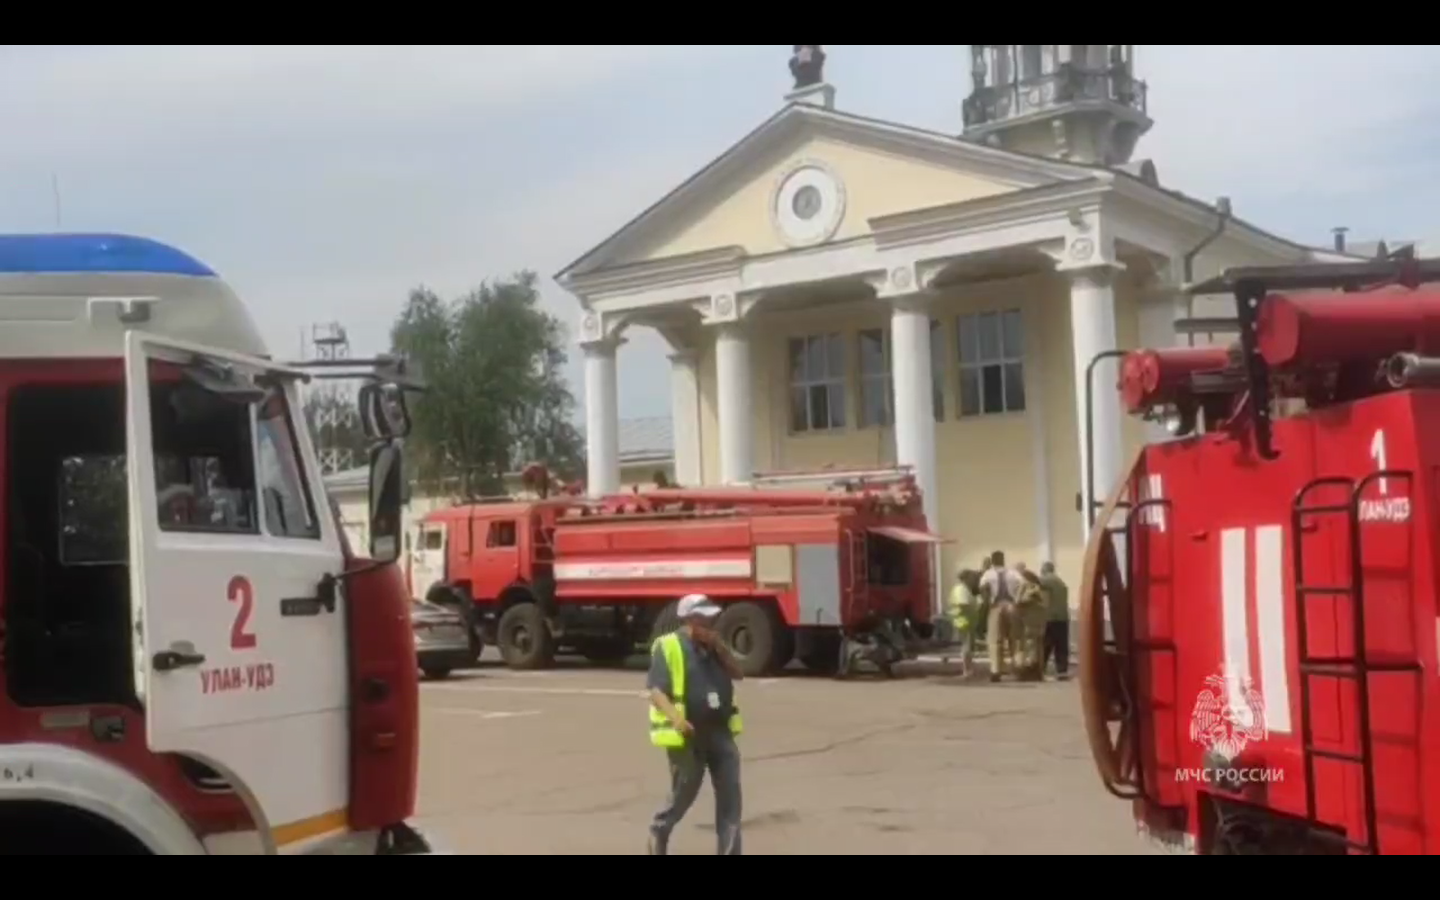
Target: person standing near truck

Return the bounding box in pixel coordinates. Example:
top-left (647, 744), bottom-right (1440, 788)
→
top-left (646, 593), bottom-right (746, 855)
top-left (979, 551), bottom-right (1023, 682)
top-left (1039, 561), bottom-right (1071, 680)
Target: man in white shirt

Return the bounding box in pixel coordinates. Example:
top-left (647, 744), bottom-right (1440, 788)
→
top-left (978, 551), bottom-right (1022, 682)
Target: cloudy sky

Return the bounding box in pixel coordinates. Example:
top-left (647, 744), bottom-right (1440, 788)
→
top-left (3, 45), bottom-right (1437, 420)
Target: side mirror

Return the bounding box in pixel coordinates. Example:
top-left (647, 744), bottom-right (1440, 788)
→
top-left (368, 442), bottom-right (404, 564)
top-left (359, 382), bottom-right (412, 440)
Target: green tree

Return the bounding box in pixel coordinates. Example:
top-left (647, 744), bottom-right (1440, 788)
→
top-left (391, 271), bottom-right (584, 499)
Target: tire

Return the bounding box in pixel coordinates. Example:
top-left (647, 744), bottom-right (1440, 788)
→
top-left (422, 666), bottom-right (453, 680)
top-left (497, 602), bottom-right (554, 670)
top-left (715, 601), bottom-right (777, 678)
top-left (578, 637), bottom-right (634, 667)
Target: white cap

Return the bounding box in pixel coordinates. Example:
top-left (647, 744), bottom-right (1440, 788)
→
top-left (677, 593), bottom-right (722, 619)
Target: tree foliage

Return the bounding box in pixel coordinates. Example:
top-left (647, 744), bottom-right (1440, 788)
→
top-left (390, 271), bottom-right (583, 499)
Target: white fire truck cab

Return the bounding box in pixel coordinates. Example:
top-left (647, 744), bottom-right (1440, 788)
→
top-left (0, 233), bottom-right (431, 854)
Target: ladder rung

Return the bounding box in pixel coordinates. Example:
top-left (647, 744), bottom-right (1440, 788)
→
top-left (1301, 657), bottom-right (1421, 675)
top-left (1306, 746), bottom-right (1364, 764)
top-left (1300, 662), bottom-right (1359, 679)
top-left (1297, 503), bottom-right (1352, 516)
top-left (1296, 585), bottom-right (1351, 596)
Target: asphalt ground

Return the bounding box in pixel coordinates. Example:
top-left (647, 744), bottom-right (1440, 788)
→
top-left (410, 656), bottom-right (1166, 855)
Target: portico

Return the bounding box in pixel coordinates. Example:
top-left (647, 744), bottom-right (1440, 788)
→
top-left (557, 47), bottom-right (1322, 587)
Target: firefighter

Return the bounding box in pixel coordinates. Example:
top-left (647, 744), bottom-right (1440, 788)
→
top-left (979, 551), bottom-right (1021, 682)
top-left (646, 593), bottom-right (745, 856)
top-left (947, 566), bottom-right (981, 676)
top-left (1040, 561), bottom-right (1071, 680)
top-left (1013, 562), bottom-right (1048, 682)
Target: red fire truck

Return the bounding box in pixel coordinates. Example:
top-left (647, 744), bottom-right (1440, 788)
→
top-left (0, 233), bottom-right (432, 854)
top-left (413, 470), bottom-right (951, 677)
top-left (1078, 252), bottom-right (1440, 855)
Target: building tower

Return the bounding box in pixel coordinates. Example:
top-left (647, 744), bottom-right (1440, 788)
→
top-left (961, 45), bottom-right (1151, 166)
top-left (302, 321), bottom-right (359, 475)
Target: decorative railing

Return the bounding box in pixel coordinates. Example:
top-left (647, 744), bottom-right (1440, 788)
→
top-left (963, 65), bottom-right (1148, 128)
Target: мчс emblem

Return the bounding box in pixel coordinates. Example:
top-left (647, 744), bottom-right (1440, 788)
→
top-left (1189, 670), bottom-right (1266, 759)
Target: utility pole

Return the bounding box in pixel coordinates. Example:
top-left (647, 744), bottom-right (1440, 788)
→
top-left (301, 322), bottom-right (360, 474)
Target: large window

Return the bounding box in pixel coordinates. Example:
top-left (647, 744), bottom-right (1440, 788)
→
top-left (857, 329), bottom-right (891, 428)
top-left (789, 333), bottom-right (846, 432)
top-left (957, 309), bottom-right (1026, 417)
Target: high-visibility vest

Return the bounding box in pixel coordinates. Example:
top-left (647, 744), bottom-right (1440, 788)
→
top-left (648, 632), bottom-right (744, 749)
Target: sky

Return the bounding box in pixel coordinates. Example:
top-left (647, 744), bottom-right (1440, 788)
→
top-left (3, 45), bottom-right (1439, 421)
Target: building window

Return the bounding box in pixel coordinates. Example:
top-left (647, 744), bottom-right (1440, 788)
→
top-left (857, 328), bottom-right (891, 428)
top-left (957, 309), bottom-right (1025, 417)
top-left (789, 333), bottom-right (846, 432)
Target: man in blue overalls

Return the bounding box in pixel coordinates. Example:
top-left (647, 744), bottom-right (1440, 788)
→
top-left (646, 593), bottom-right (745, 855)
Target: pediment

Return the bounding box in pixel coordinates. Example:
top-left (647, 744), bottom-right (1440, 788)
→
top-left (557, 103), bottom-right (1097, 285)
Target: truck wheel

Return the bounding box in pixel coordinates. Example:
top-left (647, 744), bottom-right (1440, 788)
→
top-left (715, 602), bottom-right (776, 677)
top-left (497, 603), bottom-right (554, 670)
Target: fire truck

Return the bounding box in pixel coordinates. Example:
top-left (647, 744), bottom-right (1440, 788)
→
top-left (413, 469), bottom-right (951, 677)
top-left (1078, 252), bottom-right (1440, 855)
top-left (0, 233), bottom-right (433, 854)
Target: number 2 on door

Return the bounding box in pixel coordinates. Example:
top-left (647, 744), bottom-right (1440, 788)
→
top-left (229, 575), bottom-right (258, 650)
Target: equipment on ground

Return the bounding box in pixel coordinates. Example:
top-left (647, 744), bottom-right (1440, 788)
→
top-left (0, 233), bottom-right (433, 854)
top-left (413, 467), bottom-right (952, 677)
top-left (1079, 251), bottom-right (1440, 854)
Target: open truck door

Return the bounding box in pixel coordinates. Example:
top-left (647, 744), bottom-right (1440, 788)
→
top-left (124, 330), bottom-right (351, 853)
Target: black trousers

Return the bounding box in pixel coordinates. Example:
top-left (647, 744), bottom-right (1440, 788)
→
top-left (1043, 620), bottom-right (1070, 675)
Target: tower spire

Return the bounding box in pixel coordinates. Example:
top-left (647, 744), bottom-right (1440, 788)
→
top-left (961, 45), bottom-right (1151, 166)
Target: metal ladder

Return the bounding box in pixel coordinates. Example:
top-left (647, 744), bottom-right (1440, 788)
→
top-left (1091, 491), bottom-right (1180, 804)
top-left (1290, 470), bottom-right (1420, 855)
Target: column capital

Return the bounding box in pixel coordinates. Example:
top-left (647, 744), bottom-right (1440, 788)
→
top-left (579, 333), bottom-right (626, 354)
top-left (667, 347), bottom-right (698, 364)
top-left (1059, 260), bottom-right (1126, 287)
top-left (865, 261), bottom-right (945, 300)
top-left (698, 290), bottom-right (765, 326)
top-left (576, 309), bottom-right (628, 351)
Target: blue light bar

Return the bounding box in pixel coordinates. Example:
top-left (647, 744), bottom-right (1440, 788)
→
top-left (0, 233), bottom-right (217, 277)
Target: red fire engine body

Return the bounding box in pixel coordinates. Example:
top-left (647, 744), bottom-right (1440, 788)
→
top-left (414, 471), bottom-right (950, 677)
top-left (1079, 255), bottom-right (1440, 855)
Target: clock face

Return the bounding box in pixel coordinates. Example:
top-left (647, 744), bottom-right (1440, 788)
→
top-left (772, 163), bottom-right (845, 247)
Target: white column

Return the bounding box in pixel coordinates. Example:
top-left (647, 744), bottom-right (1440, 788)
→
top-left (668, 349), bottom-right (702, 485)
top-left (889, 297), bottom-right (939, 531)
top-left (714, 323), bottom-right (753, 485)
top-left (1068, 265), bottom-right (1123, 540)
top-left (583, 338), bottom-right (620, 496)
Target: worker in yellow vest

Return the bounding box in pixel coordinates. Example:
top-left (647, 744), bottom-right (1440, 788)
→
top-left (646, 593), bottom-right (745, 855)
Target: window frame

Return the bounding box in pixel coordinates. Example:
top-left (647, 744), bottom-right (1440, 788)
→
top-left (253, 382), bottom-right (322, 541)
top-left (956, 308), bottom-right (1027, 418)
top-left (787, 333), bottom-right (847, 433)
top-left (856, 327), bottom-right (893, 429)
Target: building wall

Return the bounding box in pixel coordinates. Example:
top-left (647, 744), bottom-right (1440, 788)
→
top-left (631, 134), bottom-right (1022, 263)
top-left (686, 269), bottom-right (1149, 589)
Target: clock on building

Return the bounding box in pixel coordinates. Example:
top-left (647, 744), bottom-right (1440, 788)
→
top-left (770, 160), bottom-right (845, 247)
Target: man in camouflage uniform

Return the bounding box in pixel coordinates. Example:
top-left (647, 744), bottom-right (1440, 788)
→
top-left (1012, 562), bottom-right (1048, 682)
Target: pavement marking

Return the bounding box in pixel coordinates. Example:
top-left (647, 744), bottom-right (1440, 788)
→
top-left (429, 707), bottom-right (543, 721)
top-left (424, 682), bottom-right (649, 698)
